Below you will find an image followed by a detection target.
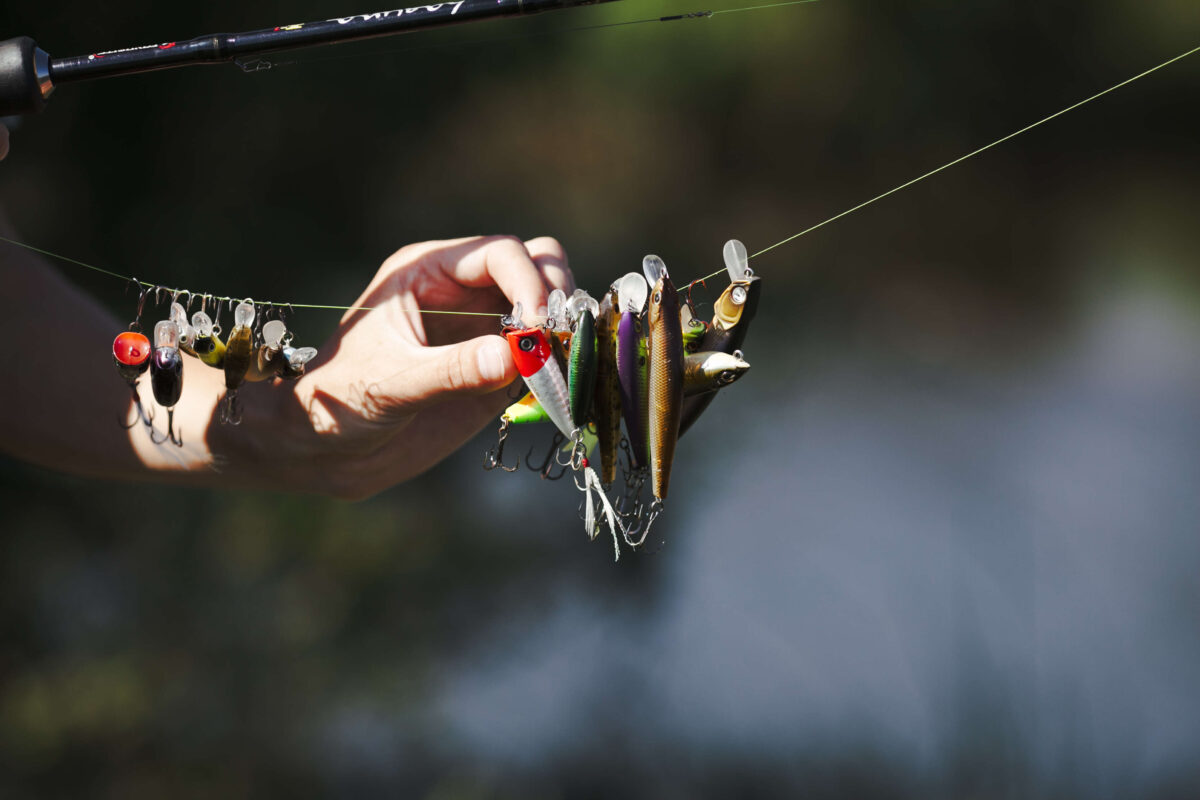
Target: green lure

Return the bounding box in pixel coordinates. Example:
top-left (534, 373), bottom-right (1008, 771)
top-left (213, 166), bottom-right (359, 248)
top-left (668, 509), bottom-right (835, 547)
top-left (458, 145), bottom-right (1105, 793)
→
top-left (568, 308), bottom-right (597, 427)
top-left (504, 392), bottom-right (551, 425)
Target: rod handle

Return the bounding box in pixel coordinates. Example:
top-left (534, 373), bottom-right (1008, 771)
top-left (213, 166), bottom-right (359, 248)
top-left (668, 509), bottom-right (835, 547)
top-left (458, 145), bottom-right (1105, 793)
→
top-left (0, 37), bottom-right (52, 116)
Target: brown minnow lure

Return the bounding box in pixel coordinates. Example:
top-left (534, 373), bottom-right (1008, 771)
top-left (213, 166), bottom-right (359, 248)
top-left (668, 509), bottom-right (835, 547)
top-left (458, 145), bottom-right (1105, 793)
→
top-left (679, 239), bottom-right (761, 436)
top-left (644, 255), bottom-right (684, 503)
top-left (220, 299), bottom-right (255, 424)
top-left (592, 287), bottom-right (622, 485)
top-left (246, 319), bottom-right (288, 382)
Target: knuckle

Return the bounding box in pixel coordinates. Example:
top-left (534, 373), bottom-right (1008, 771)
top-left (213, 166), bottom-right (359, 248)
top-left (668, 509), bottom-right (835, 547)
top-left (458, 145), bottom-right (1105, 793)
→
top-left (439, 350), bottom-right (472, 394)
top-left (526, 236), bottom-right (565, 260)
top-left (481, 234), bottom-right (524, 254)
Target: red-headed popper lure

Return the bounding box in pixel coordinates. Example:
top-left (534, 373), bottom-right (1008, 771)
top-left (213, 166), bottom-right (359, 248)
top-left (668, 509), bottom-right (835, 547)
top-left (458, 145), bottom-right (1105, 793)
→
top-left (505, 310), bottom-right (576, 441)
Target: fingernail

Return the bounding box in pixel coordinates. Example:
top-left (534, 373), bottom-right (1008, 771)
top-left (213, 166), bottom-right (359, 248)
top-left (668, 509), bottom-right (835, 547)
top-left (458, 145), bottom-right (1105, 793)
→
top-left (478, 339), bottom-right (506, 382)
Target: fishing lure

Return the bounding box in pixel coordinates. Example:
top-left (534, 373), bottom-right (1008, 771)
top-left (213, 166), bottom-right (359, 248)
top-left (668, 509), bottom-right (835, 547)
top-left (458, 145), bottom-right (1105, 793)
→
top-left (683, 350), bottom-right (751, 395)
top-left (170, 301), bottom-right (197, 358)
top-left (112, 330), bottom-right (153, 429)
top-left (220, 299), bottom-right (255, 425)
top-left (679, 240), bottom-right (761, 436)
top-left (247, 318), bottom-right (287, 382)
top-left (190, 309), bottom-right (226, 368)
top-left (644, 255), bottom-right (684, 508)
top-left (593, 288), bottom-right (622, 486)
top-left (566, 290), bottom-right (599, 429)
top-left (505, 314), bottom-right (576, 441)
top-left (149, 318), bottom-right (184, 446)
top-left (505, 391), bottom-right (552, 426)
top-left (615, 272), bottom-right (649, 471)
top-left (279, 345), bottom-right (318, 380)
top-left (112, 283), bottom-right (155, 430)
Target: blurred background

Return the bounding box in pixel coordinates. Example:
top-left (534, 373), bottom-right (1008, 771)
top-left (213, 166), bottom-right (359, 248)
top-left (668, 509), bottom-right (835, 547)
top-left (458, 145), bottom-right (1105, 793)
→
top-left (2, 0), bottom-right (1200, 796)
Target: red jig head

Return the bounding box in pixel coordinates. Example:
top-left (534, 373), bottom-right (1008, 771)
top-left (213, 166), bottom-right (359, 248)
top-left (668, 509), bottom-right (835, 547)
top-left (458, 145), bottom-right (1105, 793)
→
top-left (112, 330), bottom-right (152, 385)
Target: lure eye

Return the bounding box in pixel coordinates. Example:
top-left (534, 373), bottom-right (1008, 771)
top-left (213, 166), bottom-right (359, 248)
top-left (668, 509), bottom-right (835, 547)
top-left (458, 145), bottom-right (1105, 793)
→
top-left (653, 291), bottom-right (662, 304)
top-left (519, 336), bottom-right (536, 352)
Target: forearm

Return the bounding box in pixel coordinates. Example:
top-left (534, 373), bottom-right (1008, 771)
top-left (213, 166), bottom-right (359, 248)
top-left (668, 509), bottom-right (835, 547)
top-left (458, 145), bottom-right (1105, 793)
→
top-left (0, 211), bottom-right (259, 483)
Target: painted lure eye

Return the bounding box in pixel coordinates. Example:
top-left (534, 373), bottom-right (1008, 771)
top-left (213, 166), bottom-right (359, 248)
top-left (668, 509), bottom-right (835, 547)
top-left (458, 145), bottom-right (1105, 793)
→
top-left (519, 336), bottom-right (536, 352)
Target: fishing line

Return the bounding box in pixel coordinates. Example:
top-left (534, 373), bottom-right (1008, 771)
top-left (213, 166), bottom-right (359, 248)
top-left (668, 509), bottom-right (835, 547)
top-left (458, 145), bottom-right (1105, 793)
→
top-left (0, 233), bottom-right (499, 316)
top-left (2, 28), bottom-right (1194, 313)
top-left (236, 0), bottom-right (819, 72)
top-left (683, 39), bottom-right (1200, 288)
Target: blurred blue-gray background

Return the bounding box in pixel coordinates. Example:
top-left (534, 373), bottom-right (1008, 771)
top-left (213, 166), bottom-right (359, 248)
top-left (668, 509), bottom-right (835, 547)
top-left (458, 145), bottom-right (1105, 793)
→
top-left (2, 0), bottom-right (1199, 796)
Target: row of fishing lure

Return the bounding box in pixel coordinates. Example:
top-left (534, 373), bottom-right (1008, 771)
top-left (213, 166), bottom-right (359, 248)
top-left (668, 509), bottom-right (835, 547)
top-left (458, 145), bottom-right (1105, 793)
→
top-left (111, 290), bottom-right (319, 445)
top-left (485, 239), bottom-right (761, 559)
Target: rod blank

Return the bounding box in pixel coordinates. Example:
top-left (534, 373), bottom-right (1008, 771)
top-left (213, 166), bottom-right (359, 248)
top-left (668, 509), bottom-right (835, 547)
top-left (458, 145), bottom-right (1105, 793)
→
top-left (0, 0), bottom-right (621, 116)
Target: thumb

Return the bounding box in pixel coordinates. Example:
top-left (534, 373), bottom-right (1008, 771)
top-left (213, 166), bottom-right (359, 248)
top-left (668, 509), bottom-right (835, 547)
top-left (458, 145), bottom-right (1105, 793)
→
top-left (394, 334), bottom-right (517, 413)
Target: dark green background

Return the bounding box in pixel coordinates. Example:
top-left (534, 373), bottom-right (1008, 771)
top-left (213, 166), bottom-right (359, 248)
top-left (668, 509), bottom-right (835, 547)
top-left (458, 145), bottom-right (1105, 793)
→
top-left (2, 1), bottom-right (1199, 796)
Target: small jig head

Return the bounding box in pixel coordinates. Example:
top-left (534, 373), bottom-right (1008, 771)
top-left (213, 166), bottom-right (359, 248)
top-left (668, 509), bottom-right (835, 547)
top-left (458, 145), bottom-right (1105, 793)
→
top-left (113, 329), bottom-right (154, 430)
top-left (113, 330), bottom-right (151, 386)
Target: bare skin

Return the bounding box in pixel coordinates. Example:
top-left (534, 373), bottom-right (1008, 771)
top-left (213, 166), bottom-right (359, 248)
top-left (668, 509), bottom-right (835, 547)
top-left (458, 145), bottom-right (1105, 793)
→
top-left (0, 125), bottom-right (575, 499)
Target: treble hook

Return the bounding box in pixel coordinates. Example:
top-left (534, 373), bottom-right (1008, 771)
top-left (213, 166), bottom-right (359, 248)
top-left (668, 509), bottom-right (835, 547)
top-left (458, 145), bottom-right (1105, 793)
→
top-left (526, 431), bottom-right (568, 480)
top-left (483, 418), bottom-right (520, 472)
top-left (219, 392), bottom-right (243, 426)
top-left (118, 384), bottom-right (155, 430)
top-left (566, 435), bottom-right (588, 472)
top-left (623, 498), bottom-right (663, 549)
top-left (252, 301), bottom-right (266, 343)
top-left (149, 408), bottom-right (184, 447)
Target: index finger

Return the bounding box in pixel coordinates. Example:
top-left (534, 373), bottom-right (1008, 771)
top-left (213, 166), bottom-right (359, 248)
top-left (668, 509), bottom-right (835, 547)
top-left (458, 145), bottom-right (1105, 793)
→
top-left (421, 235), bottom-right (551, 322)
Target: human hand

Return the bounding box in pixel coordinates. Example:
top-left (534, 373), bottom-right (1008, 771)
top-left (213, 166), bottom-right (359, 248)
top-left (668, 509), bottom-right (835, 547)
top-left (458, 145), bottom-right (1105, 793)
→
top-left (212, 235), bottom-right (574, 499)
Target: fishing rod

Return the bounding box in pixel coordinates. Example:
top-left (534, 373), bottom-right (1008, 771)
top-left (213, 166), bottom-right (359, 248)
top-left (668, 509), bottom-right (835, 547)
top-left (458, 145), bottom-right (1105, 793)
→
top-left (0, 0), bottom-right (623, 116)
